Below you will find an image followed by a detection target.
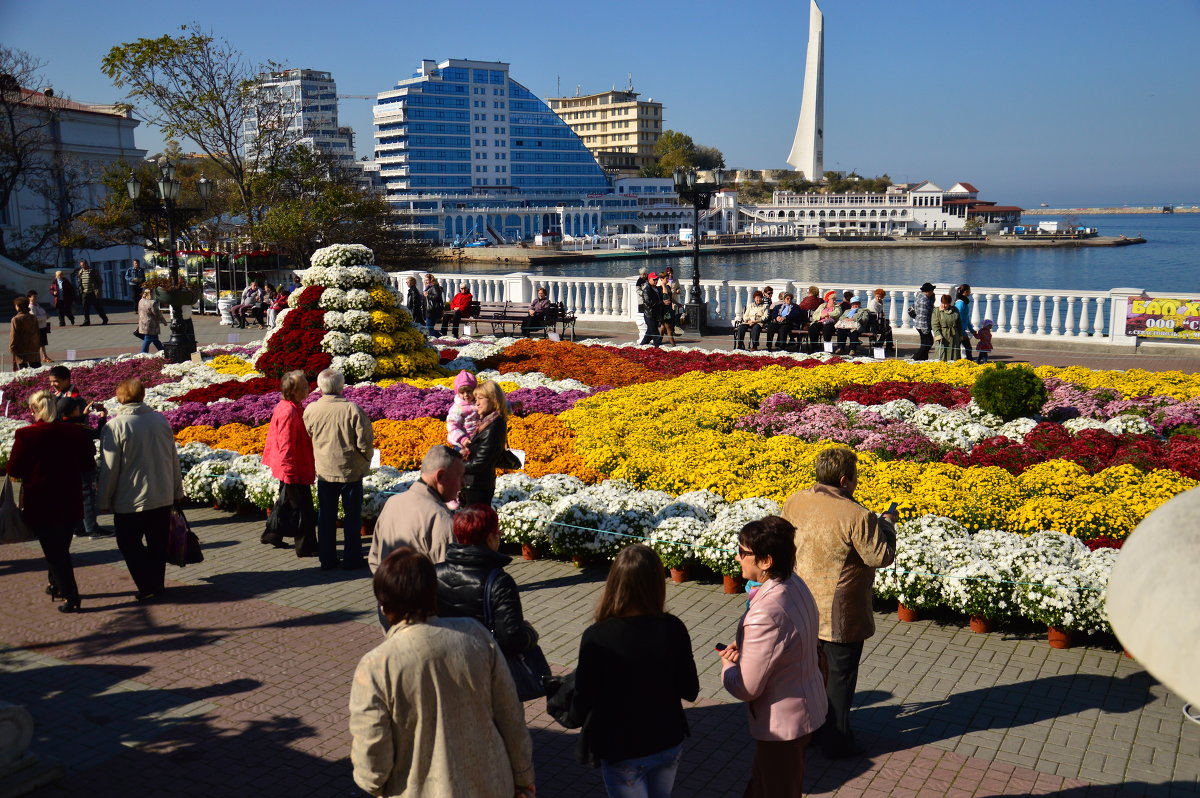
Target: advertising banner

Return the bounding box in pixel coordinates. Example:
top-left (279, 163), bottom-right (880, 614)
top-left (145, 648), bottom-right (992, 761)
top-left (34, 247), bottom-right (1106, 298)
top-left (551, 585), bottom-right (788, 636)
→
top-left (1125, 296), bottom-right (1200, 341)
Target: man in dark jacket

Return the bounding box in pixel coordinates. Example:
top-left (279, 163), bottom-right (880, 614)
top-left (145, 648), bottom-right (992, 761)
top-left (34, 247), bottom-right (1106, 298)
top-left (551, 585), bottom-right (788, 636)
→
top-left (76, 260), bottom-right (109, 326)
top-left (49, 270), bottom-right (76, 326)
top-left (434, 504), bottom-right (536, 656)
top-left (638, 272), bottom-right (663, 346)
top-left (913, 282), bottom-right (936, 360)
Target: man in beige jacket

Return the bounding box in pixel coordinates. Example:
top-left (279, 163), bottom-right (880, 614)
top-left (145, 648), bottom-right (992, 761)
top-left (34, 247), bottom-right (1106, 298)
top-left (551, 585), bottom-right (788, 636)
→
top-left (783, 446), bottom-right (897, 759)
top-left (303, 368), bottom-right (373, 571)
top-left (369, 446), bottom-right (463, 628)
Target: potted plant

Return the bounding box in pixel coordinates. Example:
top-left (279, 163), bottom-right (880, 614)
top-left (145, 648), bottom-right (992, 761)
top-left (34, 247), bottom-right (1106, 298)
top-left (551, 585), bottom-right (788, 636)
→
top-left (499, 499), bottom-right (554, 560)
top-left (649, 517), bottom-right (704, 583)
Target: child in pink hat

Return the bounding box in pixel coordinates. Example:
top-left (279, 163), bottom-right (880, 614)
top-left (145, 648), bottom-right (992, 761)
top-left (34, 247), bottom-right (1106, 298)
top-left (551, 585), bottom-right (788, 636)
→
top-left (446, 370), bottom-right (479, 453)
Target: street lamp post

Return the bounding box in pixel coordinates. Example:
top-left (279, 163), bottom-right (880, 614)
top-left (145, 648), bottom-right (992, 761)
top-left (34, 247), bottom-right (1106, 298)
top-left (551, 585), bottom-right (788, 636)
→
top-left (126, 159), bottom-right (212, 363)
top-left (672, 167), bottom-right (725, 336)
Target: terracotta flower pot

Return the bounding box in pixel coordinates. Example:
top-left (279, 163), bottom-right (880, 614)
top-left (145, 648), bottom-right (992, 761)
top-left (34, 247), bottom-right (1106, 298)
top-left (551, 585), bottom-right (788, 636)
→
top-left (361, 518), bottom-right (377, 537)
top-left (571, 555), bottom-right (588, 568)
top-left (669, 567), bottom-right (688, 584)
top-left (722, 574), bottom-right (746, 594)
top-left (1047, 626), bottom-right (1072, 649)
top-left (969, 615), bottom-right (993, 634)
top-left (897, 603), bottom-right (919, 623)
top-left (521, 543), bottom-right (540, 561)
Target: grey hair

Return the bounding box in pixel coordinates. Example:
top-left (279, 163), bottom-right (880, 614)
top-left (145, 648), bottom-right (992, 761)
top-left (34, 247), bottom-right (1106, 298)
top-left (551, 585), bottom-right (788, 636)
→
top-left (316, 368), bottom-right (345, 395)
top-left (420, 445), bottom-right (463, 476)
top-left (280, 370), bottom-right (309, 401)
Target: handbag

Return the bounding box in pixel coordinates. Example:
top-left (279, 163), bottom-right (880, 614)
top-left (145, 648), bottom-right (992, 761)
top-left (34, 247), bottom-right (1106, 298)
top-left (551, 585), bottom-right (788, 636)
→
top-left (0, 477), bottom-right (34, 544)
top-left (498, 449), bottom-right (523, 470)
top-left (132, 330), bottom-right (145, 340)
top-left (544, 672), bottom-right (584, 729)
top-left (483, 569), bottom-right (551, 701)
top-left (165, 506), bottom-right (204, 566)
top-left (835, 314), bottom-right (859, 331)
top-left (907, 307), bottom-right (917, 319)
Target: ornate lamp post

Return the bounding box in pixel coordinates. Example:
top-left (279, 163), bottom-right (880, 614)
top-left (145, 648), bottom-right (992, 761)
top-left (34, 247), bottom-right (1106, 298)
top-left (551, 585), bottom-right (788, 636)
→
top-left (672, 167), bottom-right (725, 335)
top-left (126, 159), bottom-right (213, 363)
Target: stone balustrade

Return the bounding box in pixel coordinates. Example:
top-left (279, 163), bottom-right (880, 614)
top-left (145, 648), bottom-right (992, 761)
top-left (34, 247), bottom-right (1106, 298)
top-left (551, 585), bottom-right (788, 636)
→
top-left (386, 270), bottom-right (1158, 346)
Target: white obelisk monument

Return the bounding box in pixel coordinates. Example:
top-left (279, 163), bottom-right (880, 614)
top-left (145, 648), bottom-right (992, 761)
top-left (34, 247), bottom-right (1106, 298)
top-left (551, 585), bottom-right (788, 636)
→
top-left (787, 0), bottom-right (824, 179)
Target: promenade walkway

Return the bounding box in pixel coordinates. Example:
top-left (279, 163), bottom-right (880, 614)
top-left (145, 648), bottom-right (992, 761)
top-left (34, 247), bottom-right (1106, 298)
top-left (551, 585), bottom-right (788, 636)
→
top-left (7, 307), bottom-right (1198, 374)
top-left (1, 309), bottom-right (1198, 796)
top-left (3, 510), bottom-right (1197, 797)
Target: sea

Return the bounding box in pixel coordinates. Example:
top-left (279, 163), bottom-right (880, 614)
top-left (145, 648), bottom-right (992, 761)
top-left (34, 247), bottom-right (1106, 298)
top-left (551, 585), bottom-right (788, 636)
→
top-left (445, 213), bottom-right (1199, 294)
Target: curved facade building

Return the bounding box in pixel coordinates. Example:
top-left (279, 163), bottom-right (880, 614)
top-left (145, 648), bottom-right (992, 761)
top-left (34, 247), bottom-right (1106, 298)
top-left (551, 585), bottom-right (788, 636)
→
top-left (374, 59), bottom-right (609, 196)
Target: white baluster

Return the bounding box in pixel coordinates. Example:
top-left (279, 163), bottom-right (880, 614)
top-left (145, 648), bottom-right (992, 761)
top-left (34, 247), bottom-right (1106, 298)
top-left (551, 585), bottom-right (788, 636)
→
top-left (1021, 294), bottom-right (1035, 334)
top-left (971, 295), bottom-right (982, 329)
top-left (1050, 296), bottom-right (1063, 336)
top-left (983, 293), bottom-right (995, 327)
top-left (1035, 295), bottom-right (1048, 335)
top-left (1008, 293), bottom-right (1021, 334)
top-left (1064, 295), bottom-right (1077, 337)
top-left (900, 292), bottom-right (912, 329)
top-left (1092, 297), bottom-right (1106, 337)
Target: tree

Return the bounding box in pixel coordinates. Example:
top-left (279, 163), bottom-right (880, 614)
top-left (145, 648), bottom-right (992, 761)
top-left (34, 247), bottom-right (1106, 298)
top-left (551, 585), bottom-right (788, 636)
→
top-left (252, 146), bottom-right (431, 268)
top-left (101, 25), bottom-right (301, 241)
top-left (640, 130), bottom-right (725, 177)
top-left (0, 46), bottom-right (95, 265)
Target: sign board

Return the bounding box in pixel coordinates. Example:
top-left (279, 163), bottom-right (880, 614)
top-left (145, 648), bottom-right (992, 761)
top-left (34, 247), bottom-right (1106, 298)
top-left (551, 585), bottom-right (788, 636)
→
top-left (1125, 296), bottom-right (1200, 341)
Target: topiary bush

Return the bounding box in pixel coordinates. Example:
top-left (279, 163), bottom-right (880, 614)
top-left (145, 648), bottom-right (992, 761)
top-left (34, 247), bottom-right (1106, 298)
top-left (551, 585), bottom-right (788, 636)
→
top-left (970, 364), bottom-right (1049, 422)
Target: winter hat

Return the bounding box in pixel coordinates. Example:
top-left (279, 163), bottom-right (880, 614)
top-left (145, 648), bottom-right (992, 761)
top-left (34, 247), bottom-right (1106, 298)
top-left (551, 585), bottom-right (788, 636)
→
top-left (981, 318), bottom-right (994, 329)
top-left (920, 282), bottom-right (936, 293)
top-left (823, 290), bottom-right (838, 302)
top-left (453, 370), bottom-right (477, 392)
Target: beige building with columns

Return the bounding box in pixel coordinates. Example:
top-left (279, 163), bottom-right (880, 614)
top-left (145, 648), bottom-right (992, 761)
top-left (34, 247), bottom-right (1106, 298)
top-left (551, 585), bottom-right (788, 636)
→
top-left (546, 89), bottom-right (663, 178)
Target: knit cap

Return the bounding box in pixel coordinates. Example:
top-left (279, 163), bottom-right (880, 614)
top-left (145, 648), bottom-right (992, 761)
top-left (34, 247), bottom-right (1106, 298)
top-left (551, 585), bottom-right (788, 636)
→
top-left (453, 370), bottom-right (477, 391)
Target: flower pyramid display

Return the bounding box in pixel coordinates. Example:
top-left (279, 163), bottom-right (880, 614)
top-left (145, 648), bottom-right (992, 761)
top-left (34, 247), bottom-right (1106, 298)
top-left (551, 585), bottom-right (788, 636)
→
top-left (253, 244), bottom-right (442, 381)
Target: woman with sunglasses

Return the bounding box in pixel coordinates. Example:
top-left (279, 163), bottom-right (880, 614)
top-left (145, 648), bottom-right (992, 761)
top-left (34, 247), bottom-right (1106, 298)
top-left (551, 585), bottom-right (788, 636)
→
top-left (719, 516), bottom-right (828, 798)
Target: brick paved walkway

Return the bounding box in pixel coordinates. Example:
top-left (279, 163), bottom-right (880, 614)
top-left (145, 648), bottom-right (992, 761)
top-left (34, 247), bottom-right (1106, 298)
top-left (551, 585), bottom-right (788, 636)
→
top-left (2, 508), bottom-right (1198, 796)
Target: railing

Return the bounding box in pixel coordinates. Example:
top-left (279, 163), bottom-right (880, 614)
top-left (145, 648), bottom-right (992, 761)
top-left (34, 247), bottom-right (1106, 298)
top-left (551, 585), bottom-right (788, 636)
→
top-left (381, 270), bottom-right (1162, 345)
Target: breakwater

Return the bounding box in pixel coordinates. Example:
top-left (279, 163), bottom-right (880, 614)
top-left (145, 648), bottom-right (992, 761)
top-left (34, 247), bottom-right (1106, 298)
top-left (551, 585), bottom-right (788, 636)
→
top-left (1025, 207), bottom-right (1198, 215)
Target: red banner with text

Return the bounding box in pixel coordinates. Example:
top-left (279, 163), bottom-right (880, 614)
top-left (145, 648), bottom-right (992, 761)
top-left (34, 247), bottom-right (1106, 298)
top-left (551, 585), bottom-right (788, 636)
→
top-left (1125, 296), bottom-right (1200, 340)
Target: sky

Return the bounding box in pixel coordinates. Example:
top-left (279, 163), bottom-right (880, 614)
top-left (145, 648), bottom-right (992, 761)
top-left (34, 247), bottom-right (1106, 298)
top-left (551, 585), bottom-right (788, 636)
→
top-left (4, 0), bottom-right (1199, 207)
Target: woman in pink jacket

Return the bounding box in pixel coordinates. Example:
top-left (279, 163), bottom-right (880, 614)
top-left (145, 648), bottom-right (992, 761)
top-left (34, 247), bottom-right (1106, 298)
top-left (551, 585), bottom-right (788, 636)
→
top-left (720, 516), bottom-right (828, 798)
top-left (261, 370), bottom-right (317, 556)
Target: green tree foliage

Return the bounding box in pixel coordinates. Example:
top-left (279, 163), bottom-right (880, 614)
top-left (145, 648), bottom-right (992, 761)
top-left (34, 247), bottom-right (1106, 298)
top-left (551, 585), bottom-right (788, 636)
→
top-left (101, 25), bottom-right (300, 239)
top-left (640, 130), bottom-right (724, 177)
top-left (970, 364), bottom-right (1049, 422)
top-left (823, 171), bottom-right (892, 193)
top-left (252, 146), bottom-right (431, 268)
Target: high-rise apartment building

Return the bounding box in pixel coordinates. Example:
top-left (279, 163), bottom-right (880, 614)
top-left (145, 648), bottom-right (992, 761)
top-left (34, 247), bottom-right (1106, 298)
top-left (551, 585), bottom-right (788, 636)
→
top-left (547, 89), bottom-right (663, 178)
top-left (244, 68), bottom-right (356, 166)
top-left (373, 58), bottom-right (609, 195)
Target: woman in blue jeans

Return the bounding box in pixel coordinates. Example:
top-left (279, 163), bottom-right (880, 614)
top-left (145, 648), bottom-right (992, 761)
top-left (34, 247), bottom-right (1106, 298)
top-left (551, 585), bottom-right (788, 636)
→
top-left (572, 544), bottom-right (699, 797)
top-left (136, 288), bottom-right (167, 353)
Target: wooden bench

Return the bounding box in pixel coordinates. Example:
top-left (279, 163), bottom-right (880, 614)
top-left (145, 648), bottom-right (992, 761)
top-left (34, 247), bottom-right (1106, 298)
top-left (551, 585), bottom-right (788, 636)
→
top-left (732, 311), bottom-right (895, 357)
top-left (442, 300), bottom-right (577, 340)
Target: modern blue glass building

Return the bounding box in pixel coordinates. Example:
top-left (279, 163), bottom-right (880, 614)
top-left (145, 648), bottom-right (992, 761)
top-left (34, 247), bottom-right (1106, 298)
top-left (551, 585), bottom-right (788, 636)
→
top-left (375, 59), bottom-right (632, 242)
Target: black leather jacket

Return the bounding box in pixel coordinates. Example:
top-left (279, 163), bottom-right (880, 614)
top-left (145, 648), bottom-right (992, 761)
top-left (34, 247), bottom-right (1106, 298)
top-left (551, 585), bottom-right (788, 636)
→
top-left (435, 544), bottom-right (535, 656)
top-left (463, 413), bottom-right (506, 496)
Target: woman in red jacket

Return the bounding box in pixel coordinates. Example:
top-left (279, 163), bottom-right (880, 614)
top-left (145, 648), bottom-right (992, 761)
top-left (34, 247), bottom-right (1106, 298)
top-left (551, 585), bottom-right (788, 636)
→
top-left (441, 283), bottom-right (474, 337)
top-left (7, 390), bottom-right (97, 613)
top-left (261, 370), bottom-right (317, 556)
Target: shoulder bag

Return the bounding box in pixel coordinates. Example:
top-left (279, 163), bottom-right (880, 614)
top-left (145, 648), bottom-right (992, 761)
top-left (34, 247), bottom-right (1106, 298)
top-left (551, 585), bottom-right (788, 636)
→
top-left (165, 506), bottom-right (204, 566)
top-left (483, 568), bottom-right (551, 701)
top-left (0, 477), bottom-right (34, 544)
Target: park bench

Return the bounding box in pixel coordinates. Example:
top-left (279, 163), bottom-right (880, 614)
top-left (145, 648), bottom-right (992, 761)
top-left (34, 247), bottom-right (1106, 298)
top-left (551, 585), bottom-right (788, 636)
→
top-left (443, 300), bottom-right (576, 340)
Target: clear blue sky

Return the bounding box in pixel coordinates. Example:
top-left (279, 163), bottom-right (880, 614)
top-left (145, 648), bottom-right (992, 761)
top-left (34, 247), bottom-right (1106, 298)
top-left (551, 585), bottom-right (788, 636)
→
top-left (5, 0), bottom-right (1198, 207)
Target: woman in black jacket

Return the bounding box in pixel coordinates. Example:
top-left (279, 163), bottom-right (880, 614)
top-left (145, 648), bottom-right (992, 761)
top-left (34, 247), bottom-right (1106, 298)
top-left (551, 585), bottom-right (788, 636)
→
top-left (573, 544), bottom-right (700, 798)
top-left (462, 380), bottom-right (508, 506)
top-left (434, 504), bottom-right (536, 657)
top-left (422, 273), bottom-right (444, 336)
top-left (404, 275), bottom-right (426, 328)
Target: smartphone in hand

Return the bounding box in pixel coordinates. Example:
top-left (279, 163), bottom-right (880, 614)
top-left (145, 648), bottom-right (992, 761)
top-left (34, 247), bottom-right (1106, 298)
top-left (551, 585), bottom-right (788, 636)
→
top-left (714, 643), bottom-right (728, 652)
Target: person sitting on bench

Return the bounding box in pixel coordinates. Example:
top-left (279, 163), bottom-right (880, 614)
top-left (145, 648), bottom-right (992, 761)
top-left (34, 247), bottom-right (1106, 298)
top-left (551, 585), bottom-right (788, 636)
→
top-left (807, 290), bottom-right (842, 348)
top-left (765, 292), bottom-right (801, 352)
top-left (521, 287), bottom-right (553, 336)
top-left (441, 283), bottom-right (474, 337)
top-left (735, 290), bottom-right (769, 351)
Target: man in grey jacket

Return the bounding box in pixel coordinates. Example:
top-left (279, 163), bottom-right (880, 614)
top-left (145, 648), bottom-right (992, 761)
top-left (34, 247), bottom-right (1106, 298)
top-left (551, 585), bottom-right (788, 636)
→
top-left (912, 282), bottom-right (936, 360)
top-left (303, 368), bottom-right (374, 571)
top-left (369, 445), bottom-right (463, 573)
top-left (98, 378), bottom-right (184, 601)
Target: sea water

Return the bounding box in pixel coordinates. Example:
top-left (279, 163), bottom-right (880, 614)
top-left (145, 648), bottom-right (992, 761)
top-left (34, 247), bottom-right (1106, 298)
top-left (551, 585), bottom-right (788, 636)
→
top-left (450, 213), bottom-right (1199, 293)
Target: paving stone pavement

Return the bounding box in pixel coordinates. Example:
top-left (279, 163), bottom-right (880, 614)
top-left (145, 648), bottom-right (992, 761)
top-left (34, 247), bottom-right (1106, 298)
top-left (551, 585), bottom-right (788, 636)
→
top-left (2, 507), bottom-right (1198, 796)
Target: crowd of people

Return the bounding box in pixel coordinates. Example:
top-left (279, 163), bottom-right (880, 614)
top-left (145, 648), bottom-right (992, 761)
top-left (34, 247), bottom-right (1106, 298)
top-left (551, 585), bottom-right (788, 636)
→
top-left (345, 441), bottom-right (897, 798)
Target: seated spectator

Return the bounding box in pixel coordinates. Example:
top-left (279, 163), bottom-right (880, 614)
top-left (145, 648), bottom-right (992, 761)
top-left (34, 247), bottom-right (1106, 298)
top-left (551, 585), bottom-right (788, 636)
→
top-left (441, 283), bottom-right (474, 337)
top-left (230, 281), bottom-right (262, 329)
top-left (267, 288), bottom-right (289, 328)
top-left (765, 293), bottom-right (801, 352)
top-left (434, 504), bottom-right (538, 657)
top-left (835, 298), bottom-right (864, 354)
top-left (735, 290), bottom-right (769, 351)
top-left (807, 290), bottom-right (842, 347)
top-left (521, 286), bottom-right (554, 336)
top-left (798, 285), bottom-right (821, 314)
